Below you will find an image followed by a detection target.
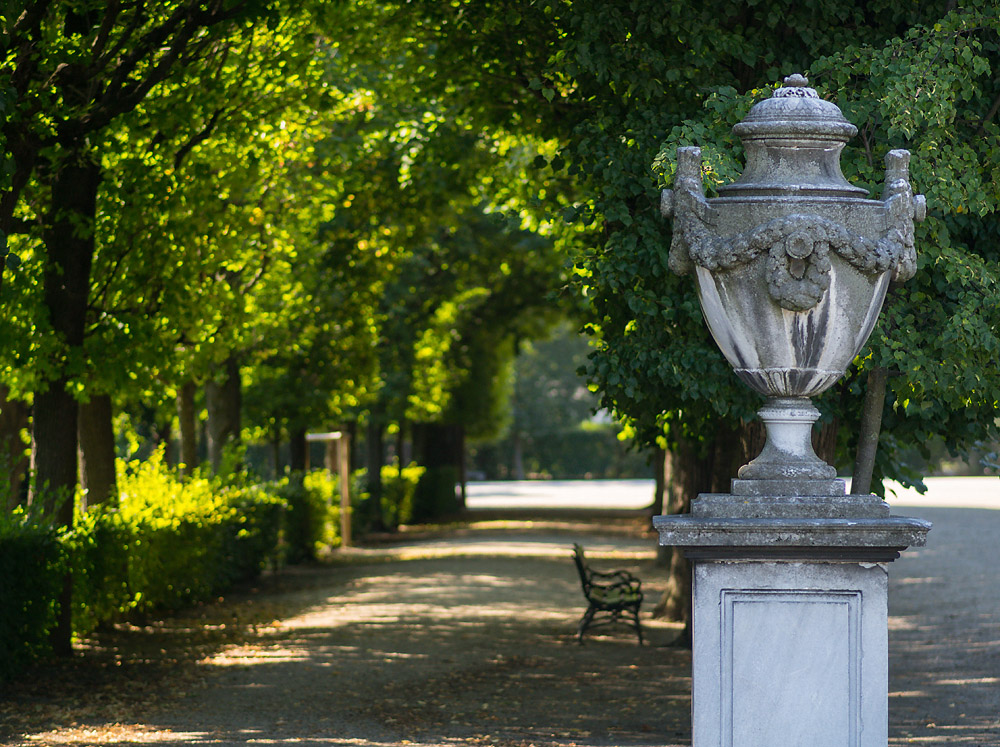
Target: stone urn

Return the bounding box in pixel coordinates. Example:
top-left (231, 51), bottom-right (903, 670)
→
top-left (661, 74), bottom-right (925, 496)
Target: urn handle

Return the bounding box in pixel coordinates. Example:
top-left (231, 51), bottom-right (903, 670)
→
top-left (660, 188), bottom-right (674, 219)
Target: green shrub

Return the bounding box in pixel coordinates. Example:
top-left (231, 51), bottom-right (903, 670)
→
top-left (380, 462), bottom-right (426, 529)
top-left (86, 451), bottom-right (286, 618)
top-left (0, 453), bottom-right (287, 679)
top-left (212, 483), bottom-right (285, 588)
top-left (65, 506), bottom-right (131, 636)
top-left (277, 471), bottom-right (341, 562)
top-left (0, 508), bottom-right (63, 681)
top-left (410, 465), bottom-right (459, 523)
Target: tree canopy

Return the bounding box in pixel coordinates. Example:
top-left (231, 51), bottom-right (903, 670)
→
top-left (2, 0), bottom-right (999, 652)
top-left (382, 0), bottom-right (1000, 493)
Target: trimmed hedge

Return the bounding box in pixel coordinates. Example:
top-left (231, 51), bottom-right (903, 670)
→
top-left (0, 509), bottom-right (63, 681)
top-left (81, 452), bottom-right (287, 623)
top-left (381, 462), bottom-right (425, 529)
top-left (2, 454), bottom-right (432, 680)
top-left (277, 470), bottom-right (341, 563)
top-left (1, 451), bottom-right (288, 680)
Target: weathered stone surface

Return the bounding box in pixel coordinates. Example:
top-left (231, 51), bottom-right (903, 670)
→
top-left (736, 398), bottom-right (837, 481)
top-left (729, 477), bottom-right (846, 496)
top-left (692, 561), bottom-right (889, 747)
top-left (653, 514), bottom-right (931, 551)
top-left (692, 492), bottom-right (887, 518)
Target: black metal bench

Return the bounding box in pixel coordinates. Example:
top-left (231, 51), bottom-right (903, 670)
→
top-left (572, 543), bottom-right (644, 644)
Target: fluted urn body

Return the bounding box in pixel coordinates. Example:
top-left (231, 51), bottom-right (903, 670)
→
top-left (662, 75), bottom-right (924, 493)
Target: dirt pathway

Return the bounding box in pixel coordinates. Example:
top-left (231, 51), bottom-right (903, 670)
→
top-left (1, 510), bottom-right (998, 747)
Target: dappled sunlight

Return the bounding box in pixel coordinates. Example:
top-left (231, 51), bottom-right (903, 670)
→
top-left (203, 644), bottom-right (313, 666)
top-left (24, 725), bottom-right (209, 744)
top-left (259, 568), bottom-right (586, 634)
top-left (934, 677), bottom-right (999, 686)
top-left (338, 542), bottom-right (656, 563)
top-left (21, 728), bottom-right (517, 747)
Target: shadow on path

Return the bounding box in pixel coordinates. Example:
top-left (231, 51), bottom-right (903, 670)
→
top-left (2, 507), bottom-right (998, 747)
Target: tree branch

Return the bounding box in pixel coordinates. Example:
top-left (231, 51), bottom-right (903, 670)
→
top-left (10, 0), bottom-right (52, 36)
top-left (89, 0), bottom-right (122, 60)
top-left (851, 366), bottom-right (888, 495)
top-left (174, 107), bottom-right (226, 169)
top-left (92, 0), bottom-right (148, 74)
top-left (976, 82), bottom-right (1000, 137)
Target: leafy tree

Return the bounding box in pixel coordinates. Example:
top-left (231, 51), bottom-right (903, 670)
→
top-left (0, 0), bottom-right (295, 653)
top-left (379, 0), bottom-right (1000, 629)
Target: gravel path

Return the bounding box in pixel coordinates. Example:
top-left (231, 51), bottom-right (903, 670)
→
top-left (1, 504), bottom-right (998, 747)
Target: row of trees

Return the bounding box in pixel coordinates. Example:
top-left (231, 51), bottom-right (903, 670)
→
top-left (0, 1), bottom-right (579, 651)
top-left (371, 0), bottom-right (1000, 622)
top-left (3, 1), bottom-right (999, 641)
top-left (1, 0), bottom-right (577, 498)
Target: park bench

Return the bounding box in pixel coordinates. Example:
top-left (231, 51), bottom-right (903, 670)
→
top-left (572, 543), bottom-right (644, 645)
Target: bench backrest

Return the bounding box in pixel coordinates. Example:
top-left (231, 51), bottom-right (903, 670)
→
top-left (572, 543), bottom-right (591, 589)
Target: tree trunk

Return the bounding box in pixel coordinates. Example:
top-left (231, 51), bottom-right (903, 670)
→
top-left (205, 356), bottom-right (241, 473)
top-left (650, 446), bottom-right (666, 516)
top-left (177, 381), bottom-right (198, 476)
top-left (30, 385), bottom-right (81, 524)
top-left (30, 151), bottom-right (99, 511)
top-left (365, 410), bottom-right (386, 531)
top-left (511, 431), bottom-right (525, 479)
top-left (31, 139), bottom-right (101, 657)
top-left (289, 426), bottom-right (307, 472)
top-left (654, 420), bottom-right (761, 645)
top-left (159, 418), bottom-right (175, 469)
top-left (77, 394), bottom-right (117, 508)
top-left (0, 385), bottom-right (30, 511)
top-left (852, 366), bottom-right (888, 495)
top-left (270, 424), bottom-right (281, 478)
top-left (456, 425), bottom-right (466, 509)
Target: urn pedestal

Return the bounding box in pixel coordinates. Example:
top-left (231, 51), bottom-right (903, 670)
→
top-left (654, 75), bottom-right (931, 746)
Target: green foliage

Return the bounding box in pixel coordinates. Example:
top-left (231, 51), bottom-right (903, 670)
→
top-left (0, 508), bottom-right (63, 681)
top-left (64, 452), bottom-right (285, 630)
top-left (360, 0), bottom-right (1000, 496)
top-left (380, 462), bottom-right (426, 529)
top-left (394, 0), bottom-right (1000, 493)
top-left (277, 471), bottom-right (342, 563)
top-left (410, 466), bottom-right (460, 524)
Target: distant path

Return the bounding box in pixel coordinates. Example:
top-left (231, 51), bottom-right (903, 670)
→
top-left (465, 478), bottom-right (655, 510)
top-left (465, 476), bottom-right (1000, 511)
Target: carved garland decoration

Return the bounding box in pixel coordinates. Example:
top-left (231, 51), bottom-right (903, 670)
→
top-left (677, 213), bottom-right (911, 311)
top-left (665, 145), bottom-right (918, 313)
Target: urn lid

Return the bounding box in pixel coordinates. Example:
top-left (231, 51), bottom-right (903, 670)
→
top-left (718, 74), bottom-right (868, 199)
top-left (733, 74), bottom-right (858, 142)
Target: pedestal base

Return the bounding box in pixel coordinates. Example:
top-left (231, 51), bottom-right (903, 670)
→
top-left (693, 560), bottom-right (886, 747)
top-left (654, 496), bottom-right (931, 747)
